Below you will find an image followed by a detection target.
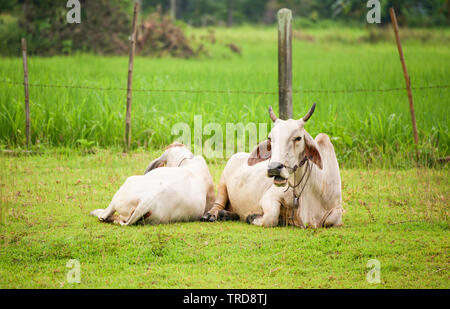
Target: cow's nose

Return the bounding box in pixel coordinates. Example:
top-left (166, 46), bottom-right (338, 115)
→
top-left (267, 162), bottom-right (284, 177)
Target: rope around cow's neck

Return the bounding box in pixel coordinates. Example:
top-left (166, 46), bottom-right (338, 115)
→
top-left (286, 157), bottom-right (313, 227)
top-left (177, 154), bottom-right (194, 167)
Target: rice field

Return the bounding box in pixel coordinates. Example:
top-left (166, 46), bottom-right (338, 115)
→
top-left (0, 27), bottom-right (449, 167)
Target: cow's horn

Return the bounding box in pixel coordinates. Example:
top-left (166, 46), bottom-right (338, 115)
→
top-left (268, 106), bottom-right (278, 122)
top-left (302, 103), bottom-right (316, 122)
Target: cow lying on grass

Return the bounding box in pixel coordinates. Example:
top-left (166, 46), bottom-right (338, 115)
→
top-left (90, 143), bottom-right (215, 225)
top-left (202, 104), bottom-right (343, 228)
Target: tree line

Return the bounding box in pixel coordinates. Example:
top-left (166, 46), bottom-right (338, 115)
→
top-left (0, 0), bottom-right (447, 56)
top-left (144, 0), bottom-right (448, 27)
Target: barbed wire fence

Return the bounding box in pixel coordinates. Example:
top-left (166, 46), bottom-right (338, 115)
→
top-left (2, 77), bottom-right (448, 153)
top-left (1, 79), bottom-right (448, 95)
top-left (4, 6), bottom-right (449, 153)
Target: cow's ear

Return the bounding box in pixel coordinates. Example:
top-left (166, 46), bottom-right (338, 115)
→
top-left (144, 154), bottom-right (167, 174)
top-left (248, 140), bottom-right (271, 166)
top-left (304, 133), bottom-right (323, 169)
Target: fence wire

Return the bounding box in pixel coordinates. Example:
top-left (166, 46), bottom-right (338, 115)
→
top-left (1, 79), bottom-right (449, 95)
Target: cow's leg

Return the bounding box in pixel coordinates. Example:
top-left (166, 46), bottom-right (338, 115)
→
top-left (201, 179), bottom-right (229, 222)
top-left (247, 193), bottom-right (280, 227)
top-left (120, 202), bottom-right (151, 226)
top-left (323, 207), bottom-right (343, 228)
top-left (90, 203), bottom-right (116, 223)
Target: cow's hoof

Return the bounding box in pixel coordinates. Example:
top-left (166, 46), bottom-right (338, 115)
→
top-left (246, 214), bottom-right (262, 224)
top-left (218, 210), bottom-right (240, 221)
top-left (201, 213), bottom-right (217, 222)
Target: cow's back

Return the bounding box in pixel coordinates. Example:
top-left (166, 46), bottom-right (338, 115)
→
top-left (315, 133), bottom-right (342, 207)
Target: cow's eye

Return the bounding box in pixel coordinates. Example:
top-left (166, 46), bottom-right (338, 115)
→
top-left (294, 136), bottom-right (302, 142)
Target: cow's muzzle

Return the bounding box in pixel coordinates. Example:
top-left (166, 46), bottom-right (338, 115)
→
top-left (267, 162), bottom-right (289, 186)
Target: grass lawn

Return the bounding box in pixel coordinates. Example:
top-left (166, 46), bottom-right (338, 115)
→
top-left (0, 150), bottom-right (448, 288)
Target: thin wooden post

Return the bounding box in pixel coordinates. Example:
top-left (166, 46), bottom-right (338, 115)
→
top-left (170, 0), bottom-right (176, 21)
top-left (227, 0), bottom-right (233, 27)
top-left (389, 8), bottom-right (419, 156)
top-left (277, 8), bottom-right (292, 120)
top-left (125, 2), bottom-right (139, 151)
top-left (21, 38), bottom-right (30, 149)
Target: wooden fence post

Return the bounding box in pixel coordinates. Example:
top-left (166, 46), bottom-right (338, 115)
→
top-left (125, 2), bottom-right (139, 151)
top-left (21, 38), bottom-right (30, 149)
top-left (170, 0), bottom-right (176, 20)
top-left (277, 8), bottom-right (292, 120)
top-left (389, 8), bottom-right (419, 160)
top-left (227, 0), bottom-right (233, 27)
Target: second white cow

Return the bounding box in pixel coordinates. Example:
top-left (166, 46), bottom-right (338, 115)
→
top-left (90, 143), bottom-right (216, 225)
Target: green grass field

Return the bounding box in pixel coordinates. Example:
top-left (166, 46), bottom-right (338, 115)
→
top-left (0, 27), bottom-right (449, 167)
top-left (0, 150), bottom-right (448, 288)
top-left (0, 26), bottom-right (449, 289)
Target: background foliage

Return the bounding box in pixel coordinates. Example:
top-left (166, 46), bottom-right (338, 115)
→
top-left (0, 0), bottom-right (448, 56)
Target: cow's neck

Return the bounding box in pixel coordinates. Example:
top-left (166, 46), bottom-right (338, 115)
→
top-left (176, 154), bottom-right (194, 167)
top-left (288, 159), bottom-right (312, 198)
top-left (172, 148), bottom-right (194, 167)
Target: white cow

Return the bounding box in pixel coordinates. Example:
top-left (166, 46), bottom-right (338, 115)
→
top-left (202, 104), bottom-right (343, 228)
top-left (90, 143), bottom-right (216, 225)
